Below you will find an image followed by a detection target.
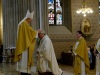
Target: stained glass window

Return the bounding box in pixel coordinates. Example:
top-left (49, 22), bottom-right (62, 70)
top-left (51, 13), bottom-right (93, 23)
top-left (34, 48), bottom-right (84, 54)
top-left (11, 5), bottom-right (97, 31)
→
top-left (48, 0), bottom-right (62, 25)
top-left (99, 0), bottom-right (100, 24)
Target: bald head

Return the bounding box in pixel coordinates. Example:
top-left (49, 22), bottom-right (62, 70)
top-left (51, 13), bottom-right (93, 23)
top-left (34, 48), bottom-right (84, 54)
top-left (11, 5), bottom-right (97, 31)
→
top-left (38, 29), bottom-right (46, 39)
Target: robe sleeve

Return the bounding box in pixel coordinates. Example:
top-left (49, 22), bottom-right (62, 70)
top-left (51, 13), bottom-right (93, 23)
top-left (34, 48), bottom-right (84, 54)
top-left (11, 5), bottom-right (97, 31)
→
top-left (38, 38), bottom-right (51, 61)
top-left (39, 39), bottom-right (48, 55)
top-left (96, 39), bottom-right (100, 53)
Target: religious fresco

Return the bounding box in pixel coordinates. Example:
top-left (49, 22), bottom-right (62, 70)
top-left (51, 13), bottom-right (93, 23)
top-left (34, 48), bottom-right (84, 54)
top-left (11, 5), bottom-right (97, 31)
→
top-left (81, 18), bottom-right (92, 36)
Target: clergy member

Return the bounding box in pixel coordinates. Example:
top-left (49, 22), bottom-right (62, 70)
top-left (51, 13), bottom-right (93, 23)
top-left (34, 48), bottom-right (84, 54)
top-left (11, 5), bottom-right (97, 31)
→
top-left (14, 10), bottom-right (38, 75)
top-left (73, 31), bottom-right (90, 75)
top-left (36, 30), bottom-right (63, 75)
top-left (95, 39), bottom-right (100, 75)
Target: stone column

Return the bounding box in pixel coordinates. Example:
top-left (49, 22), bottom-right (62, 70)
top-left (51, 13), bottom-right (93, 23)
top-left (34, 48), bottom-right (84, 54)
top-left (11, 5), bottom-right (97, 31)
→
top-left (0, 0), bottom-right (3, 46)
top-left (38, 0), bottom-right (49, 34)
top-left (42, 0), bottom-right (49, 34)
top-left (30, 0), bottom-right (40, 29)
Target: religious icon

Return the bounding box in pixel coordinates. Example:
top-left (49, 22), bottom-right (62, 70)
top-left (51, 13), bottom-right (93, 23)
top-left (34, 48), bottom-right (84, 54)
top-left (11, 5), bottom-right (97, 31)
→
top-left (81, 18), bottom-right (92, 36)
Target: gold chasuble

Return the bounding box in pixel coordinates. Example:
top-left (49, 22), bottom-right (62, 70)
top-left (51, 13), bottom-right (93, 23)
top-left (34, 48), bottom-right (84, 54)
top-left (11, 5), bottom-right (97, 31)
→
top-left (74, 37), bottom-right (90, 75)
top-left (14, 20), bottom-right (37, 67)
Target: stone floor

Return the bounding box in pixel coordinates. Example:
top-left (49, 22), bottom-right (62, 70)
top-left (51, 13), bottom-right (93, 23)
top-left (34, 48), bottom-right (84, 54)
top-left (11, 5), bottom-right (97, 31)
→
top-left (0, 63), bottom-right (96, 75)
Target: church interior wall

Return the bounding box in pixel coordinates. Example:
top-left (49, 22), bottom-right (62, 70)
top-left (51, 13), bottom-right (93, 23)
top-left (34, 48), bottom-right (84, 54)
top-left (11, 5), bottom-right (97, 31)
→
top-left (2, 0), bottom-right (100, 61)
top-left (49, 0), bottom-right (100, 59)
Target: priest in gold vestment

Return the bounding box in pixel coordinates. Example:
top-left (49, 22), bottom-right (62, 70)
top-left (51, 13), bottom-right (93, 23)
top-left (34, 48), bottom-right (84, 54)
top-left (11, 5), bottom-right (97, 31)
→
top-left (73, 31), bottom-right (90, 75)
top-left (14, 10), bottom-right (38, 75)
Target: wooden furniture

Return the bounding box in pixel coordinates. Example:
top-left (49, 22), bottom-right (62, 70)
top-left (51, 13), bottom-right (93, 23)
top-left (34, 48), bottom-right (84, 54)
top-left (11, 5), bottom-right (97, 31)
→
top-left (60, 52), bottom-right (74, 66)
top-left (0, 45), bottom-right (3, 63)
top-left (5, 47), bottom-right (16, 63)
